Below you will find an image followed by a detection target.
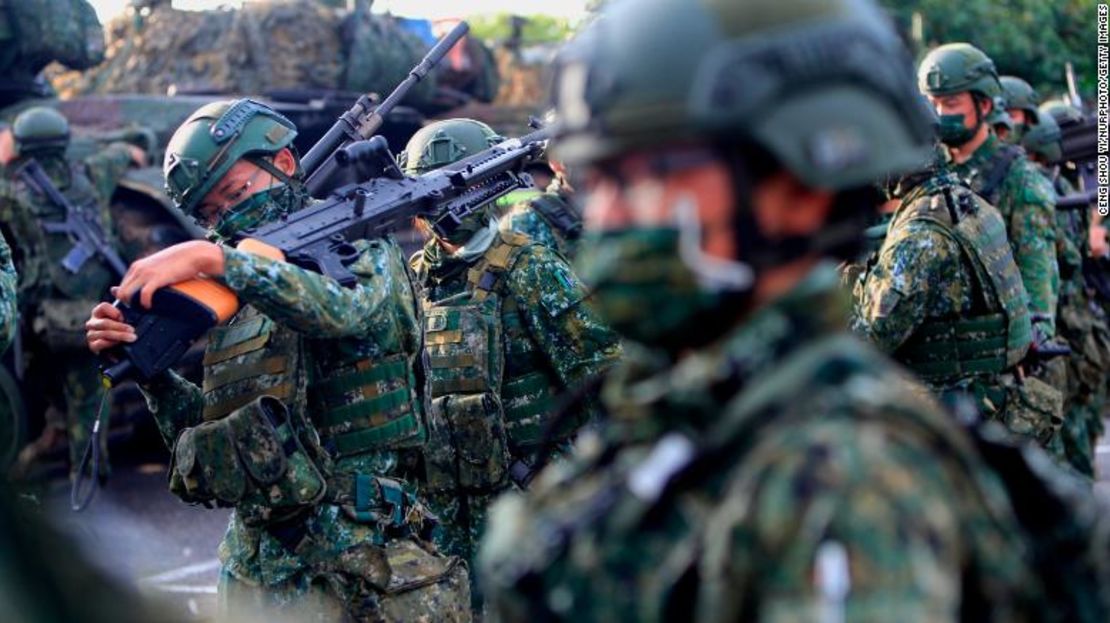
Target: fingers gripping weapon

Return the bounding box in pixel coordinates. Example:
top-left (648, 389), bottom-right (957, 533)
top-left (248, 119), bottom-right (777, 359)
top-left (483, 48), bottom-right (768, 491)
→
top-left (99, 129), bottom-right (550, 385)
top-left (302, 21), bottom-right (471, 198)
top-left (18, 159), bottom-right (128, 277)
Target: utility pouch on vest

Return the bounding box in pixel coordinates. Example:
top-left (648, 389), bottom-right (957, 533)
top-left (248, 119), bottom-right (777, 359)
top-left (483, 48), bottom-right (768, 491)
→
top-left (329, 473), bottom-right (438, 541)
top-left (170, 396), bottom-right (326, 523)
top-left (33, 298), bottom-right (98, 350)
top-left (998, 375), bottom-right (1063, 444)
top-left (424, 392), bottom-right (509, 492)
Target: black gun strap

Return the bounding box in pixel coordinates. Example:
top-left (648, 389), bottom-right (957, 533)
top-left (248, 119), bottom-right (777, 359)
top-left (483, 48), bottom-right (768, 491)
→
top-left (978, 145), bottom-right (1022, 205)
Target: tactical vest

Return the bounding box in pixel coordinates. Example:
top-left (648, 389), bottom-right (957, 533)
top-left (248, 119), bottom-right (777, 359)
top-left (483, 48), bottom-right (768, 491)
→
top-left (11, 157), bottom-right (114, 303)
top-left (305, 338), bottom-right (424, 459)
top-left (420, 231), bottom-right (566, 493)
top-left (890, 183), bottom-right (1032, 382)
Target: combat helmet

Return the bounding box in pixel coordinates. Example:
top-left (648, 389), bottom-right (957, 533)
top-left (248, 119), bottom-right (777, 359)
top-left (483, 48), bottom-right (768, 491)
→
top-left (1000, 76), bottom-right (1039, 122)
top-left (918, 43), bottom-right (1002, 101)
top-left (398, 118), bottom-right (504, 176)
top-left (1040, 99), bottom-right (1084, 128)
top-left (1021, 110), bottom-right (1062, 163)
top-left (12, 107), bottom-right (70, 156)
top-left (988, 96), bottom-right (1014, 133)
top-left (163, 98), bottom-right (298, 219)
top-left (549, 0), bottom-right (936, 190)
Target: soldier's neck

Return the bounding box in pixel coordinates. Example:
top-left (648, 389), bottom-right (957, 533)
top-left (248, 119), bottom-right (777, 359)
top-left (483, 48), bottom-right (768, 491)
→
top-left (948, 124), bottom-right (992, 165)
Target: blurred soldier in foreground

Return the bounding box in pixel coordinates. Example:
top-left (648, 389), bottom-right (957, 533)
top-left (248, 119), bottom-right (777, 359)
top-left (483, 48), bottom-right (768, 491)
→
top-left (0, 107), bottom-right (142, 480)
top-left (85, 99), bottom-right (469, 621)
top-left (403, 118), bottom-right (620, 607)
top-left (1023, 111), bottom-right (1110, 477)
top-left (481, 0), bottom-right (1109, 620)
top-left (852, 152), bottom-right (1062, 445)
top-left (919, 44), bottom-right (1060, 340)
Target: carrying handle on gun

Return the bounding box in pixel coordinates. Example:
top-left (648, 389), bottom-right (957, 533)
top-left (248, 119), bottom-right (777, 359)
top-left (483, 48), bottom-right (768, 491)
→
top-left (303, 21), bottom-right (470, 195)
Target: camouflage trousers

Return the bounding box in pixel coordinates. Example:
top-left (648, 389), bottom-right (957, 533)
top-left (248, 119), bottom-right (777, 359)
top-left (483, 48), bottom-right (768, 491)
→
top-left (1056, 296), bottom-right (1110, 478)
top-left (217, 539), bottom-right (472, 623)
top-left (42, 348), bottom-right (108, 479)
top-left (423, 489), bottom-right (496, 612)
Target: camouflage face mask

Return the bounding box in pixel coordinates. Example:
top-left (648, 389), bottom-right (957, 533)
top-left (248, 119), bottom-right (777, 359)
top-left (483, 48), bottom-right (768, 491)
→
top-left (211, 185), bottom-right (289, 241)
top-left (575, 227), bottom-right (745, 350)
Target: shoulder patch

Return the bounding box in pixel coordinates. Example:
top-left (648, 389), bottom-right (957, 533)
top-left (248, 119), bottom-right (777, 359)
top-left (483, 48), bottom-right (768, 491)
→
top-left (511, 246), bottom-right (588, 317)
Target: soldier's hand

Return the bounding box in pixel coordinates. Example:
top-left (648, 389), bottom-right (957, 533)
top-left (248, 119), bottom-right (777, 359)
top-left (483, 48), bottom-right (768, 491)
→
top-left (86, 302), bottom-right (136, 354)
top-left (114, 240), bottom-right (225, 309)
top-left (1091, 224), bottom-right (1108, 258)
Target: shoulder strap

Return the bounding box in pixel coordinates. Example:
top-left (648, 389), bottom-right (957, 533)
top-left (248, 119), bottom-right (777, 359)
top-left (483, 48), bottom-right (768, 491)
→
top-left (466, 230), bottom-right (531, 302)
top-left (978, 145), bottom-right (1022, 205)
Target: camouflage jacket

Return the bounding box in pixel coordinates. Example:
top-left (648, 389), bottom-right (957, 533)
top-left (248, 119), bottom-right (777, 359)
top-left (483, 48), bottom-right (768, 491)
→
top-left (953, 134), bottom-right (1059, 335)
top-left (140, 189), bottom-right (430, 587)
top-left (481, 263), bottom-right (1044, 622)
top-left (0, 232), bottom-right (16, 352)
top-left (0, 145), bottom-right (132, 308)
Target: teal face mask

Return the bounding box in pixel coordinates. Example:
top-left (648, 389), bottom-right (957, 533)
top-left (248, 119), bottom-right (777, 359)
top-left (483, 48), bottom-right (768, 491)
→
top-left (937, 113), bottom-right (977, 147)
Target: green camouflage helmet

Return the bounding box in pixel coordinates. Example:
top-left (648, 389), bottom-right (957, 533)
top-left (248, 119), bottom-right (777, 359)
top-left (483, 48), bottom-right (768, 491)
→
top-left (163, 98), bottom-right (298, 218)
top-left (1021, 110), bottom-right (1062, 163)
top-left (1040, 99), bottom-right (1084, 127)
top-left (988, 97), bottom-right (1014, 131)
top-left (12, 107), bottom-right (70, 155)
top-left (549, 0), bottom-right (935, 189)
top-left (398, 118), bottom-right (504, 176)
top-left (999, 76), bottom-right (1039, 120)
top-left (918, 43), bottom-right (1002, 101)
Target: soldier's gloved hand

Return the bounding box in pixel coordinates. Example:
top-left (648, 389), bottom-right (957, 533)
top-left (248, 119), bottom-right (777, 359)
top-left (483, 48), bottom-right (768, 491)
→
top-left (85, 302), bottom-right (136, 354)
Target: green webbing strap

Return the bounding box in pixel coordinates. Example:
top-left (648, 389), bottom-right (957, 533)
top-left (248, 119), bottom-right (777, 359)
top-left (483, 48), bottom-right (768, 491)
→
top-left (426, 353), bottom-right (479, 369)
top-left (319, 386), bottom-right (411, 429)
top-left (202, 383), bottom-right (293, 421)
top-left (495, 188), bottom-right (543, 209)
top-left (430, 376), bottom-right (487, 395)
top-left (202, 356), bottom-right (287, 393)
top-left (502, 372), bottom-right (550, 401)
top-left (329, 414), bottom-right (423, 456)
top-left (312, 358), bottom-right (407, 404)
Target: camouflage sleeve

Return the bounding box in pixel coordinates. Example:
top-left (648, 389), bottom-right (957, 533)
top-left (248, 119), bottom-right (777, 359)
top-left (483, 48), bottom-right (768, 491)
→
top-left (83, 142), bottom-right (135, 205)
top-left (0, 232), bottom-right (17, 352)
top-left (220, 236), bottom-right (419, 347)
top-left (138, 370), bottom-right (204, 450)
top-left (1004, 166), bottom-right (1059, 335)
top-left (700, 417), bottom-right (967, 622)
top-left (505, 209), bottom-right (561, 253)
top-left (506, 245), bottom-right (621, 387)
top-left (851, 223), bottom-right (962, 353)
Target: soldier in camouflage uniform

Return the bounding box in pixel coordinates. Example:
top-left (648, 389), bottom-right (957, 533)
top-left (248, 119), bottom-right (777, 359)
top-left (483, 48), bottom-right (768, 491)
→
top-left (0, 107), bottom-right (141, 480)
top-left (851, 153), bottom-right (1066, 446)
top-left (0, 223), bottom-right (16, 354)
top-left (401, 118), bottom-right (621, 607)
top-left (85, 99), bottom-right (469, 622)
top-left (1023, 111), bottom-right (1110, 477)
top-left (999, 76), bottom-right (1040, 144)
top-left (477, 0), bottom-right (1110, 620)
top-left (918, 44), bottom-right (1060, 342)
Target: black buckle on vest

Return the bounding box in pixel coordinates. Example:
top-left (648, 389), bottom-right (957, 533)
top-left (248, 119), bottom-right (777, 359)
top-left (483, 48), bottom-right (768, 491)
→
top-left (477, 270), bottom-right (499, 292)
top-left (508, 457), bottom-right (537, 489)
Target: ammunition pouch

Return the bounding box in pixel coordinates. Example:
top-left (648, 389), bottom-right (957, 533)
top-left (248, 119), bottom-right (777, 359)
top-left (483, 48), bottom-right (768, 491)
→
top-left (995, 374), bottom-right (1064, 444)
top-left (423, 392), bottom-right (509, 493)
top-left (32, 298), bottom-right (98, 351)
top-left (170, 396), bottom-right (326, 525)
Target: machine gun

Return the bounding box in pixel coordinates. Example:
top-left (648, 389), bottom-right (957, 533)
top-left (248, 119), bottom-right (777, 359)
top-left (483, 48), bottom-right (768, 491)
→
top-left (17, 159), bottom-right (127, 277)
top-left (302, 21), bottom-right (470, 197)
top-left (99, 128), bottom-right (550, 385)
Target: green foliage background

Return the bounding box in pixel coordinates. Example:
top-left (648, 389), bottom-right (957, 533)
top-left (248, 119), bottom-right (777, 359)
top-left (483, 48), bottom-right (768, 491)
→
top-left (467, 14), bottom-right (573, 46)
top-left (881, 0), bottom-right (1098, 102)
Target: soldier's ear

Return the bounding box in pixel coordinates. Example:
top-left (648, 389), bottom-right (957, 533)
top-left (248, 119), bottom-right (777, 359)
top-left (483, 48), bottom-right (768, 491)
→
top-left (977, 95), bottom-right (994, 117)
top-left (272, 148), bottom-right (297, 177)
